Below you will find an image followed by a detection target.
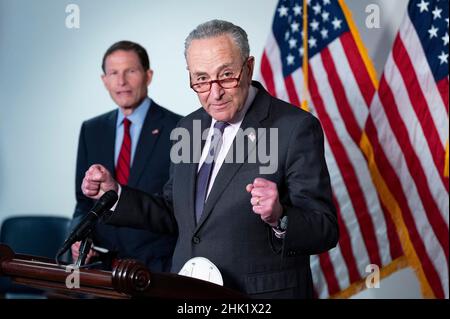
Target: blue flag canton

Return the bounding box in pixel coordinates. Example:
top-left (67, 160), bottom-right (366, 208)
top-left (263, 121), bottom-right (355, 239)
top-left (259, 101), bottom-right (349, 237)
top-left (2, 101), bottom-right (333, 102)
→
top-left (409, 0), bottom-right (449, 81)
top-left (272, 0), bottom-right (349, 77)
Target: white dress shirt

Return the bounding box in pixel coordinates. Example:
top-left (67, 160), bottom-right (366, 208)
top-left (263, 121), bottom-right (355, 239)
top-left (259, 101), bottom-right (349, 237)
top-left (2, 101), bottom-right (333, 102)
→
top-left (198, 85), bottom-right (258, 198)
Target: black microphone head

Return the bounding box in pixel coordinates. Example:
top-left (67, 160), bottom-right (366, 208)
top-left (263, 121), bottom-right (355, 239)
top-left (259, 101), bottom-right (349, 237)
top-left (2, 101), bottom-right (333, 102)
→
top-left (91, 190), bottom-right (118, 216)
top-left (99, 190), bottom-right (119, 207)
top-left (56, 190), bottom-right (119, 261)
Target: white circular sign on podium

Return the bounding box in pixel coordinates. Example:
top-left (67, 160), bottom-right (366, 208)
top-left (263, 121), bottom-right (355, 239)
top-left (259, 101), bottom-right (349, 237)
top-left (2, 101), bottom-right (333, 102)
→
top-left (178, 257), bottom-right (223, 286)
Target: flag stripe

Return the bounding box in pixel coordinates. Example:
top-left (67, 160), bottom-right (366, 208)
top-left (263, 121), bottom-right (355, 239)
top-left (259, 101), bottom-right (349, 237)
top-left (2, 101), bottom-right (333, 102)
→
top-left (379, 199), bottom-right (403, 260)
top-left (314, 48), bottom-right (395, 267)
top-left (290, 68), bottom-right (307, 106)
top-left (365, 116), bottom-right (446, 298)
top-left (384, 53), bottom-right (449, 223)
top-left (310, 255), bottom-right (330, 298)
top-left (320, 46), bottom-right (362, 142)
top-left (261, 51), bottom-right (277, 96)
top-left (378, 75), bottom-right (449, 257)
top-left (370, 89), bottom-right (448, 297)
top-left (324, 135), bottom-right (371, 279)
top-left (284, 74), bottom-right (302, 106)
top-left (319, 252), bottom-right (340, 295)
top-left (400, 14), bottom-right (449, 139)
top-left (329, 37), bottom-right (369, 129)
top-left (311, 50), bottom-right (397, 266)
top-left (309, 66), bottom-right (383, 267)
top-left (339, 32), bottom-right (376, 107)
top-left (326, 229), bottom-right (351, 290)
top-left (392, 36), bottom-right (449, 192)
top-left (263, 32), bottom-right (290, 102)
top-left (437, 78), bottom-right (449, 114)
top-left (360, 129), bottom-right (436, 298)
top-left (335, 196), bottom-right (362, 283)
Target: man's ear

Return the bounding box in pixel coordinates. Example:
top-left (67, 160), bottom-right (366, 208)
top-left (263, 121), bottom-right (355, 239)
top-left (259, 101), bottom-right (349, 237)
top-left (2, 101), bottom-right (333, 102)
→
top-left (101, 74), bottom-right (108, 89)
top-left (146, 69), bottom-right (154, 86)
top-left (246, 56), bottom-right (255, 83)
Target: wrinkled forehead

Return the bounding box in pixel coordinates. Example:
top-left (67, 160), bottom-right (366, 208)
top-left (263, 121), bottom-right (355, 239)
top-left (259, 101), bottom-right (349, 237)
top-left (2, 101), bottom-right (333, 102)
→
top-left (186, 35), bottom-right (242, 74)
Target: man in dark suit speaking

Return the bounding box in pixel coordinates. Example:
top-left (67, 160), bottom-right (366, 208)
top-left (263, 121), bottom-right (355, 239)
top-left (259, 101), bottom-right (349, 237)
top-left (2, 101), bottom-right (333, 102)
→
top-left (71, 41), bottom-right (180, 271)
top-left (81, 21), bottom-right (338, 298)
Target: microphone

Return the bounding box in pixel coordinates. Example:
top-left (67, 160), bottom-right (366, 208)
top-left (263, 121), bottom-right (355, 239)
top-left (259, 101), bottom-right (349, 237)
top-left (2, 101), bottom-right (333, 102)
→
top-left (56, 190), bottom-right (118, 259)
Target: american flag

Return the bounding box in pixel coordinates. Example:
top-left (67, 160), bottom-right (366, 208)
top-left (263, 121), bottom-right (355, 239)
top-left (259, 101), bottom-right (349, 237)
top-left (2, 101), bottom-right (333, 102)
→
top-left (364, 0), bottom-right (449, 298)
top-left (259, 0), bottom-right (405, 298)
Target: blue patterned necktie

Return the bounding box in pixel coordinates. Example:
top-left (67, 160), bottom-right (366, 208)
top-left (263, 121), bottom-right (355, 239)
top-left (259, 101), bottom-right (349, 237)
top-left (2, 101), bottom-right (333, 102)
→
top-left (195, 121), bottom-right (229, 223)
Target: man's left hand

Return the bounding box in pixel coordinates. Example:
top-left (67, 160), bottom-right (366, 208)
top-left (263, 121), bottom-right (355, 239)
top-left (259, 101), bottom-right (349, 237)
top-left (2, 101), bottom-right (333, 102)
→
top-left (246, 178), bottom-right (283, 227)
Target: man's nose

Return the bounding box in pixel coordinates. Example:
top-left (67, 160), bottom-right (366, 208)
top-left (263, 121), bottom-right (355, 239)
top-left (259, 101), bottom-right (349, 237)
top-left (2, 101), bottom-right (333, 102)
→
top-left (210, 81), bottom-right (224, 100)
top-left (118, 73), bottom-right (127, 85)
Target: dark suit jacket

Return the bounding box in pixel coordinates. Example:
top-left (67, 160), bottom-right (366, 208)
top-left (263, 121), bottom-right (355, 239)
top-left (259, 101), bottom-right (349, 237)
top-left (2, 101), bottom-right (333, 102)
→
top-left (108, 82), bottom-right (339, 298)
top-left (73, 100), bottom-right (181, 272)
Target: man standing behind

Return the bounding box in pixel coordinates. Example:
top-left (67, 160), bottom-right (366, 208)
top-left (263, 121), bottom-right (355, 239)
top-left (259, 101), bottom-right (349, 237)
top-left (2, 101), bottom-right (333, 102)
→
top-left (71, 41), bottom-right (180, 271)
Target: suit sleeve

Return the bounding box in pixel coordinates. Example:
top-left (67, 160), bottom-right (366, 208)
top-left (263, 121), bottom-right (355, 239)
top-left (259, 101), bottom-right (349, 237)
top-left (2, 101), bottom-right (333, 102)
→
top-left (71, 122), bottom-right (93, 230)
top-left (105, 161), bottom-right (178, 235)
top-left (282, 115), bottom-right (339, 256)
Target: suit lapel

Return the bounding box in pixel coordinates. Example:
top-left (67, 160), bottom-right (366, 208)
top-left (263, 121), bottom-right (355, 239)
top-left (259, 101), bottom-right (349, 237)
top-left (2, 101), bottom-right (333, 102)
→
top-left (195, 83), bottom-right (271, 231)
top-left (128, 103), bottom-right (164, 187)
top-left (104, 110), bottom-right (117, 174)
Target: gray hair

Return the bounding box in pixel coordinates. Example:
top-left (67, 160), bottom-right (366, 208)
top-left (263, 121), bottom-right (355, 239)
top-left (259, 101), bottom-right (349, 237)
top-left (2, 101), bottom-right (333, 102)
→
top-left (184, 19), bottom-right (250, 62)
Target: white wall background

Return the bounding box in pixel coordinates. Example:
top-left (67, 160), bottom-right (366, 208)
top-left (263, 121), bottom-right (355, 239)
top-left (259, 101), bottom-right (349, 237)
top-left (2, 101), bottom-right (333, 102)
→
top-left (0, 0), bottom-right (422, 298)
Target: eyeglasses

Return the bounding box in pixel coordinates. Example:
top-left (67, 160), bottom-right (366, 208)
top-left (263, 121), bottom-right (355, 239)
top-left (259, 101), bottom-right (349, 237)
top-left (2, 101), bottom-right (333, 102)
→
top-left (190, 61), bottom-right (247, 93)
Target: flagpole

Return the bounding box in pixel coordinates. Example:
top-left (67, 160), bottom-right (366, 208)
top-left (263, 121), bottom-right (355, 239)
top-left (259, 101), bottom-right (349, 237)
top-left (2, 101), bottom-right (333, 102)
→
top-left (301, 0), bottom-right (310, 111)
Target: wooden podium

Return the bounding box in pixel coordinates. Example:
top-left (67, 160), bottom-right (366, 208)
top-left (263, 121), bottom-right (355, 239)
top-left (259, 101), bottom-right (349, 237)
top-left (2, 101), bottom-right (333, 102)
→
top-left (0, 244), bottom-right (247, 299)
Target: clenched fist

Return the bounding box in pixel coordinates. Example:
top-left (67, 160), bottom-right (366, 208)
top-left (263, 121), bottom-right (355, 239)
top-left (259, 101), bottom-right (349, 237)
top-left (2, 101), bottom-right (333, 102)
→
top-left (246, 178), bottom-right (283, 227)
top-left (82, 164), bottom-right (118, 200)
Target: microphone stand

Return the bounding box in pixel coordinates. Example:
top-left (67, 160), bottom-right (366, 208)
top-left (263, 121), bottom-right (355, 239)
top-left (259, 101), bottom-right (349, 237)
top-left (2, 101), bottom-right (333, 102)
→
top-left (74, 236), bottom-right (104, 269)
top-left (75, 236), bottom-right (93, 268)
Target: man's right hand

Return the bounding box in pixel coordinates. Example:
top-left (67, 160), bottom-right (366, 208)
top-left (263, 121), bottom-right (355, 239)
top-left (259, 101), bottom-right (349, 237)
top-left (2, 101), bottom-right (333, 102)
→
top-left (81, 164), bottom-right (118, 200)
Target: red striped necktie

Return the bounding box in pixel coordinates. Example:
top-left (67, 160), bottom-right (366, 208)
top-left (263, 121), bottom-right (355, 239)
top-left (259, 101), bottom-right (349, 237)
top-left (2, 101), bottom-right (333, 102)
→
top-left (116, 118), bottom-right (132, 185)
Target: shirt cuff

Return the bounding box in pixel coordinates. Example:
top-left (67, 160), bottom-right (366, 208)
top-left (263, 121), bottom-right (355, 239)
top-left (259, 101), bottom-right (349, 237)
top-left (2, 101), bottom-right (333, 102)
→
top-left (272, 227), bottom-right (286, 239)
top-left (110, 185), bottom-right (122, 211)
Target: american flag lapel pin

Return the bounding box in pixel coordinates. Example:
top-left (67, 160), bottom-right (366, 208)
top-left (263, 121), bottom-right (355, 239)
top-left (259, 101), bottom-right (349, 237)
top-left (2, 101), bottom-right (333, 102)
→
top-left (152, 129), bottom-right (159, 135)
